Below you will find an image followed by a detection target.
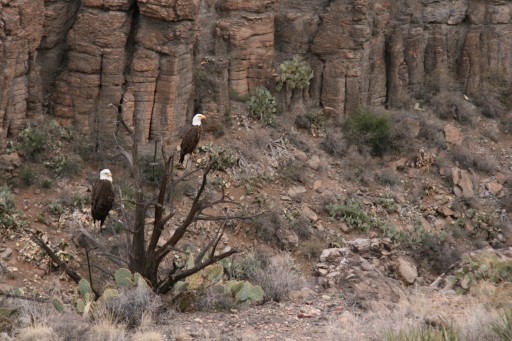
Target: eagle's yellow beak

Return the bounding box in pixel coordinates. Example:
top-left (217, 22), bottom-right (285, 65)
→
top-left (200, 115), bottom-right (206, 120)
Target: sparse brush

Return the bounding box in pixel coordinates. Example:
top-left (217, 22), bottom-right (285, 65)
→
top-left (131, 331), bottom-right (164, 341)
top-left (386, 324), bottom-right (459, 341)
top-left (196, 285), bottom-right (236, 312)
top-left (249, 254), bottom-right (306, 302)
top-left (450, 145), bottom-right (498, 174)
top-left (290, 217), bottom-right (313, 241)
top-left (0, 185), bottom-right (26, 229)
top-left (321, 130), bottom-right (348, 157)
top-left (377, 168), bottom-right (401, 187)
top-left (493, 309), bottom-right (512, 341)
top-left (431, 92), bottom-right (477, 126)
top-left (86, 321), bottom-right (127, 341)
top-left (41, 178), bottom-right (53, 189)
top-left (300, 238), bottom-right (326, 260)
top-left (17, 325), bottom-right (60, 341)
top-left (103, 286), bottom-right (162, 328)
top-left (252, 211), bottom-right (282, 243)
top-left (44, 154), bottom-right (83, 178)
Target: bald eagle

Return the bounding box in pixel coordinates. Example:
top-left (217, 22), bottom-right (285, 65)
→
top-left (179, 113), bottom-right (206, 167)
top-left (91, 169), bottom-right (114, 228)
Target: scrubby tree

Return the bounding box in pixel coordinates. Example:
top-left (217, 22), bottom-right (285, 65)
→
top-left (32, 104), bottom-right (258, 295)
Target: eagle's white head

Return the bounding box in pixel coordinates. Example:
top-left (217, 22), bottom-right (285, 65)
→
top-left (100, 169), bottom-right (113, 182)
top-left (192, 114), bottom-right (206, 126)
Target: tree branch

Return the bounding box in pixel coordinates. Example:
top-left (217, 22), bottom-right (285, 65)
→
top-left (157, 249), bottom-right (237, 294)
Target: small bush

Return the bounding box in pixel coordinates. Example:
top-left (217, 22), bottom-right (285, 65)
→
top-left (197, 144), bottom-right (237, 171)
top-left (450, 145), bottom-right (498, 174)
top-left (0, 185), bottom-right (25, 229)
top-left (321, 130), bottom-right (348, 158)
top-left (45, 154), bottom-right (83, 178)
top-left (377, 168), bottom-right (401, 187)
top-left (344, 109), bottom-right (392, 156)
top-left (196, 285), bottom-right (236, 312)
top-left (229, 253), bottom-right (264, 280)
top-left (86, 321), bottom-right (127, 341)
top-left (41, 178), bottom-right (53, 189)
top-left (301, 238), bottom-right (326, 260)
top-left (290, 217), bottom-right (313, 241)
top-left (48, 199), bottom-right (65, 216)
top-left (253, 211), bottom-right (282, 243)
top-left (279, 159), bottom-right (306, 184)
top-left (19, 166), bottom-right (37, 187)
top-left (493, 309), bottom-right (512, 341)
top-left (103, 286), bottom-right (162, 328)
top-left (17, 325), bottom-right (59, 341)
top-left (247, 87), bottom-right (278, 126)
top-left (16, 124), bottom-right (47, 161)
top-left (275, 56), bottom-right (313, 91)
top-left (431, 92), bottom-right (477, 126)
top-left (386, 324), bottom-right (459, 341)
top-left (250, 254), bottom-right (306, 302)
top-left (326, 198), bottom-right (373, 232)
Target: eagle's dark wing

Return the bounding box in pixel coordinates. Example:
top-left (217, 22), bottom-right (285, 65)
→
top-left (91, 179), bottom-right (115, 227)
top-left (179, 126), bottom-right (202, 164)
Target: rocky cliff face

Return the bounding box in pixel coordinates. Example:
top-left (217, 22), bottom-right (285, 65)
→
top-left (1, 0), bottom-right (511, 147)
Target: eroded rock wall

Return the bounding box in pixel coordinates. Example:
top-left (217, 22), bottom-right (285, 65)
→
top-left (1, 0), bottom-right (511, 148)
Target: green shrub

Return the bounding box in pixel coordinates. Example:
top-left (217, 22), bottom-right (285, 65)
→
top-left (41, 178), bottom-right (53, 189)
top-left (344, 110), bottom-right (392, 156)
top-left (446, 251), bottom-right (512, 294)
top-left (326, 198), bottom-right (373, 232)
top-left (493, 309), bottom-right (512, 341)
top-left (44, 154), bottom-right (83, 178)
top-left (386, 323), bottom-right (459, 341)
top-left (16, 124), bottom-right (47, 161)
top-left (19, 166), bottom-right (36, 187)
top-left (247, 87), bottom-right (278, 126)
top-left (48, 199), bottom-right (65, 216)
top-left (198, 144), bottom-right (237, 171)
top-left (275, 56), bottom-right (313, 91)
top-left (0, 185), bottom-right (25, 229)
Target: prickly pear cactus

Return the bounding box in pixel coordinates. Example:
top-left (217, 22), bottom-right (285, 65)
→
top-left (233, 281), bottom-right (264, 304)
top-left (204, 263), bottom-right (224, 284)
top-left (78, 278), bottom-right (92, 297)
top-left (101, 288), bottom-right (119, 300)
top-left (51, 297), bottom-right (64, 313)
top-left (115, 268), bottom-right (133, 288)
top-left (134, 272), bottom-right (149, 288)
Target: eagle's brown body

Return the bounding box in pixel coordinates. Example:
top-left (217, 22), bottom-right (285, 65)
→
top-left (179, 125), bottom-right (202, 164)
top-left (91, 179), bottom-right (115, 227)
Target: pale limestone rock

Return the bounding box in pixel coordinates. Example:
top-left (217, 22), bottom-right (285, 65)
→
top-left (452, 167), bottom-right (474, 198)
top-left (444, 124), bottom-right (464, 145)
top-left (396, 257), bottom-right (417, 285)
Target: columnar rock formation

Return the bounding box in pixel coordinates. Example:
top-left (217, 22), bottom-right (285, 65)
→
top-left (1, 0), bottom-right (511, 148)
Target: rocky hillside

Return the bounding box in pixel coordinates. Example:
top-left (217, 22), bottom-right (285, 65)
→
top-left (1, 0), bottom-right (512, 148)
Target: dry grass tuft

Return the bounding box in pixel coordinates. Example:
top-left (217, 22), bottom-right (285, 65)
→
top-left (327, 288), bottom-right (505, 340)
top-left (86, 321), bottom-right (127, 341)
top-left (130, 331), bottom-right (164, 341)
top-left (16, 325), bottom-right (59, 341)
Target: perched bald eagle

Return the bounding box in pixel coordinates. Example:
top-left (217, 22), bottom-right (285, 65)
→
top-left (179, 113), bottom-right (206, 167)
top-left (91, 169), bottom-right (114, 228)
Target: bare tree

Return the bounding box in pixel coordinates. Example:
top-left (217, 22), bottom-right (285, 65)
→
top-left (33, 104), bottom-right (258, 295)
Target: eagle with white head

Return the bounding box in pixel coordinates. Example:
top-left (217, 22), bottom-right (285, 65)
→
top-left (91, 169), bottom-right (115, 228)
top-left (179, 112), bottom-right (206, 168)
